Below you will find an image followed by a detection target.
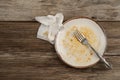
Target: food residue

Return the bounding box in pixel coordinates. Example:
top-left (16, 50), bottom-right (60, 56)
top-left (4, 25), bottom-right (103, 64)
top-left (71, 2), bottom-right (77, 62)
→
top-left (62, 26), bottom-right (100, 63)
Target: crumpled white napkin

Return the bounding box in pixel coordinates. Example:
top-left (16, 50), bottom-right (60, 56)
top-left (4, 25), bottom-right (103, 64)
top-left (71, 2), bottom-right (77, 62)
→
top-left (35, 13), bottom-right (64, 44)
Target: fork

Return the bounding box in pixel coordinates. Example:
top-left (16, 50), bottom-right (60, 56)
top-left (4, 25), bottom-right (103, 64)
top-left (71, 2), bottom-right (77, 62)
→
top-left (74, 30), bottom-right (112, 69)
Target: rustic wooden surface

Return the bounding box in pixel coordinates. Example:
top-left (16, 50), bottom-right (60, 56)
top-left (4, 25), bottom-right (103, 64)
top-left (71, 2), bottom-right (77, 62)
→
top-left (0, 0), bottom-right (120, 21)
top-left (0, 21), bottom-right (120, 80)
top-left (0, 0), bottom-right (120, 80)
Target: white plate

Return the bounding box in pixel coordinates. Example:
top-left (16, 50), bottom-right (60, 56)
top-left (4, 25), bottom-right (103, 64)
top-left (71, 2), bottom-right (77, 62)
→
top-left (55, 18), bottom-right (107, 68)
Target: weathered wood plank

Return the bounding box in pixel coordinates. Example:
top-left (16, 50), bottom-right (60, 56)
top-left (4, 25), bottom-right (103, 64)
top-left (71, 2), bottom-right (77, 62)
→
top-left (0, 0), bottom-right (120, 21)
top-left (0, 53), bottom-right (119, 80)
top-left (0, 21), bottom-right (119, 55)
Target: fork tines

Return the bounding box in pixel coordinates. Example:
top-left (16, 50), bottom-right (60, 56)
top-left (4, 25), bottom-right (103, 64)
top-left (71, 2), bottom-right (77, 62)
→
top-left (73, 29), bottom-right (85, 42)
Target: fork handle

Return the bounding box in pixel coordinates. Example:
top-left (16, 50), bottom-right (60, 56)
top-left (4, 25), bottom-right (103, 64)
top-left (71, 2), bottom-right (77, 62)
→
top-left (87, 43), bottom-right (112, 69)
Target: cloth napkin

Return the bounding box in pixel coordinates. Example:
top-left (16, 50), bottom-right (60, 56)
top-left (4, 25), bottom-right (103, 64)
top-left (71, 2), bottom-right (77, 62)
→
top-left (35, 13), bottom-right (64, 44)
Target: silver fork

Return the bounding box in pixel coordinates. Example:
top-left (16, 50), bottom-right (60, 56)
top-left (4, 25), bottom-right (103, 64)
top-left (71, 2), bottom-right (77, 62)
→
top-left (74, 30), bottom-right (112, 69)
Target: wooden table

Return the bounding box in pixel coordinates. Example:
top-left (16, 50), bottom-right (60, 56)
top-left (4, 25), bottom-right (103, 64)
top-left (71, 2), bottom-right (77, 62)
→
top-left (0, 0), bottom-right (120, 80)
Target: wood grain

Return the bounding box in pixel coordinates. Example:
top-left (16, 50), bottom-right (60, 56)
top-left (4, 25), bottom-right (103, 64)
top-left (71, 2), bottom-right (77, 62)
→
top-left (0, 0), bottom-right (120, 21)
top-left (0, 21), bottom-right (119, 55)
top-left (0, 54), bottom-right (119, 80)
top-left (0, 21), bottom-right (120, 80)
